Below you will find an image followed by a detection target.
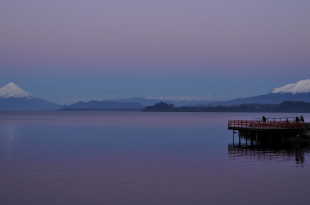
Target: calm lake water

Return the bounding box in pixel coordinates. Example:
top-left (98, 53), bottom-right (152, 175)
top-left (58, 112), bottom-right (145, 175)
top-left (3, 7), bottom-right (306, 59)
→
top-left (0, 111), bottom-right (310, 205)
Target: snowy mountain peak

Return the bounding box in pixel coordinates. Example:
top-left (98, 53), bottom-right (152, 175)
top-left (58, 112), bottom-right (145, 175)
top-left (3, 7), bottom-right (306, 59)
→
top-left (272, 79), bottom-right (310, 94)
top-left (0, 82), bottom-right (34, 98)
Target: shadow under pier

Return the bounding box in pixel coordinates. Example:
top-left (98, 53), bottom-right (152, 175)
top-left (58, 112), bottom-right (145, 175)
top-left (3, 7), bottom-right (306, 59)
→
top-left (229, 131), bottom-right (310, 165)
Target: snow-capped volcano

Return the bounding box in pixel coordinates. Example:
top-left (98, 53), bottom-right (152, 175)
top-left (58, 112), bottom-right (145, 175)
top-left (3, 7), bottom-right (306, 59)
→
top-left (272, 79), bottom-right (310, 94)
top-left (0, 82), bottom-right (33, 98)
top-left (209, 79), bottom-right (310, 106)
top-left (0, 82), bottom-right (60, 110)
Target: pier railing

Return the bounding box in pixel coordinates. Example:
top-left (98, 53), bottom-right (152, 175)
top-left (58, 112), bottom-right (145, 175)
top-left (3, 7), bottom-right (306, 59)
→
top-left (228, 120), bottom-right (304, 130)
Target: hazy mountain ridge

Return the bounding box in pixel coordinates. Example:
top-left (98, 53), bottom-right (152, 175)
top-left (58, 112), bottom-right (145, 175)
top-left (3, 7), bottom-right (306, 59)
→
top-left (210, 79), bottom-right (310, 106)
top-left (1, 79), bottom-right (310, 111)
top-left (60, 100), bottom-right (144, 111)
top-left (210, 93), bottom-right (310, 106)
top-left (102, 97), bottom-right (215, 107)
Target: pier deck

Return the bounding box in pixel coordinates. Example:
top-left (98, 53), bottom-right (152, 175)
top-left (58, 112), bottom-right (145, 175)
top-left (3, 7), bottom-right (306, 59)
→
top-left (228, 120), bottom-right (304, 131)
top-left (228, 117), bottom-right (309, 137)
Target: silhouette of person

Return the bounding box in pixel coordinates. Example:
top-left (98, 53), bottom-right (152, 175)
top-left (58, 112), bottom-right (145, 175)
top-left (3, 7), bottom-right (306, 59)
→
top-left (296, 116), bottom-right (300, 123)
top-left (262, 116), bottom-right (266, 122)
top-left (300, 115), bottom-right (304, 122)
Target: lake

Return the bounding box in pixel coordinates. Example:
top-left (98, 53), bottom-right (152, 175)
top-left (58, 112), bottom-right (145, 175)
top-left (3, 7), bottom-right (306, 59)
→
top-left (0, 111), bottom-right (310, 205)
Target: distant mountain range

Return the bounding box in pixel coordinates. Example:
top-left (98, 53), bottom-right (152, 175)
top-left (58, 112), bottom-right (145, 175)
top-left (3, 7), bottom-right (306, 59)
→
top-left (60, 100), bottom-right (144, 111)
top-left (1, 79), bottom-right (310, 111)
top-left (59, 97), bottom-right (218, 111)
top-left (211, 93), bottom-right (310, 106)
top-left (60, 79), bottom-right (310, 111)
top-left (96, 97), bottom-right (215, 107)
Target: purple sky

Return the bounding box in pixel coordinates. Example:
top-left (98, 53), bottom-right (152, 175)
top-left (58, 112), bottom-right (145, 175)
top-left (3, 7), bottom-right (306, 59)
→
top-left (1, 0), bottom-right (310, 104)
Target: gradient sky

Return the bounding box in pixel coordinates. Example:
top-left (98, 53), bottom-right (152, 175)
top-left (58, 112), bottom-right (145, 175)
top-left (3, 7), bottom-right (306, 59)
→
top-left (1, 0), bottom-right (310, 104)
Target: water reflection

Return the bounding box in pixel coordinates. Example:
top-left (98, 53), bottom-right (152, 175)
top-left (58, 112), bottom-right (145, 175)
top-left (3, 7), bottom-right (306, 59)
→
top-left (0, 124), bottom-right (20, 158)
top-left (228, 133), bottom-right (310, 166)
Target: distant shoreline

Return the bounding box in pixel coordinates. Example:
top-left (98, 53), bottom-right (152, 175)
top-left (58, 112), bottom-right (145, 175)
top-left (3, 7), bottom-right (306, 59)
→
top-left (142, 101), bottom-right (310, 113)
top-left (1, 100), bottom-right (310, 112)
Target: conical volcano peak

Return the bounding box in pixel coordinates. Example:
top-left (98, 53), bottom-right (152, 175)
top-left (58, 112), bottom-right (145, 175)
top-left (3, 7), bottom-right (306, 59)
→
top-left (272, 79), bottom-right (310, 94)
top-left (6, 82), bottom-right (22, 89)
top-left (0, 82), bottom-right (33, 98)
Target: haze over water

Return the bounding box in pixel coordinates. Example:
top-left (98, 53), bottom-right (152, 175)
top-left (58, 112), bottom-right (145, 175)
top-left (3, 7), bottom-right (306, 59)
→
top-left (1, 111), bottom-right (310, 205)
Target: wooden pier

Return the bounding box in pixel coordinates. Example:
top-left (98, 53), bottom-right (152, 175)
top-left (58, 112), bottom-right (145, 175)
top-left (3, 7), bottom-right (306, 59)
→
top-left (228, 117), bottom-right (310, 138)
top-left (228, 117), bottom-right (310, 165)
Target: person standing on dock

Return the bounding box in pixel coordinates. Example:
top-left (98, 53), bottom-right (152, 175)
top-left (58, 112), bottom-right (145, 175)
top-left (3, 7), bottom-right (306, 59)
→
top-left (296, 116), bottom-right (300, 123)
top-left (262, 116), bottom-right (266, 122)
top-left (300, 115), bottom-right (304, 122)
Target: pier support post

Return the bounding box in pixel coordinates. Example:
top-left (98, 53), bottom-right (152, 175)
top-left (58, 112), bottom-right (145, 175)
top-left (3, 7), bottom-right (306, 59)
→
top-left (232, 131), bottom-right (235, 146)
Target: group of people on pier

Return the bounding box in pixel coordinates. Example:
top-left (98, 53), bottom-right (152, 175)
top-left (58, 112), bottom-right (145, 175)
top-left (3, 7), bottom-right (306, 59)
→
top-left (296, 115), bottom-right (304, 123)
top-left (261, 115), bottom-right (304, 123)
